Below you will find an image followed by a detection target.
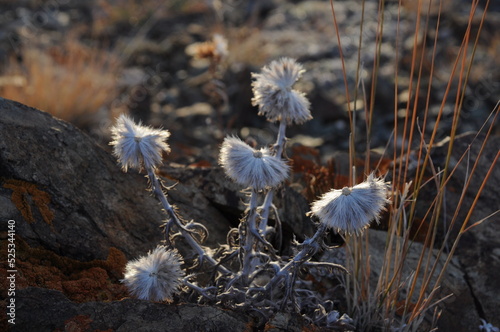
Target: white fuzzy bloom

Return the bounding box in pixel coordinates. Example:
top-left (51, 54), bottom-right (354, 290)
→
top-left (122, 246), bottom-right (184, 302)
top-left (252, 57), bottom-right (312, 125)
top-left (110, 114), bottom-right (170, 171)
top-left (219, 136), bottom-right (289, 190)
top-left (310, 173), bottom-right (390, 235)
top-left (256, 57), bottom-right (304, 90)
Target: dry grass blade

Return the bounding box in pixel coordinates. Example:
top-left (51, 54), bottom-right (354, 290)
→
top-left (1, 39), bottom-right (121, 126)
top-left (329, 0), bottom-right (355, 185)
top-left (335, 0), bottom-right (497, 330)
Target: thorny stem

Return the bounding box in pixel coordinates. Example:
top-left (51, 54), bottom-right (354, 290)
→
top-left (182, 277), bottom-right (217, 301)
top-left (258, 189), bottom-right (274, 235)
top-left (259, 120), bottom-right (287, 235)
top-left (240, 190), bottom-right (259, 284)
top-left (147, 168), bottom-right (231, 275)
top-left (237, 121), bottom-right (288, 286)
top-left (265, 222), bottom-right (328, 293)
top-left (274, 120), bottom-right (288, 158)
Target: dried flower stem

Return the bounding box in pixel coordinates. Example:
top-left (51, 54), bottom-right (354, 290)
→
top-left (265, 222), bottom-right (336, 294)
top-left (273, 120), bottom-right (288, 157)
top-left (259, 120), bottom-right (287, 235)
top-left (240, 189), bottom-right (278, 285)
top-left (182, 277), bottom-right (217, 301)
top-left (262, 221), bottom-right (347, 308)
top-left (146, 168), bottom-right (230, 275)
top-left (240, 190), bottom-right (260, 284)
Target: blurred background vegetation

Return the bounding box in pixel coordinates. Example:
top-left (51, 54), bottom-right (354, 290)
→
top-left (0, 0), bottom-right (497, 164)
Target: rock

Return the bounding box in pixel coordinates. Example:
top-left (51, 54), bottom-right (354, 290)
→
top-left (0, 98), bottom-right (167, 261)
top-left (12, 287), bottom-right (250, 332)
top-left (264, 312), bottom-right (312, 332)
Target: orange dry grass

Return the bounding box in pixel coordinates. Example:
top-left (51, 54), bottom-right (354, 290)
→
top-left (1, 39), bottom-right (121, 125)
top-left (328, 0), bottom-right (498, 330)
top-left (93, 0), bottom-right (163, 34)
top-left (92, 0), bottom-right (206, 36)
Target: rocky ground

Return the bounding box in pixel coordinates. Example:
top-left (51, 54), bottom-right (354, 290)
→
top-left (0, 0), bottom-right (498, 159)
top-left (0, 0), bottom-right (499, 331)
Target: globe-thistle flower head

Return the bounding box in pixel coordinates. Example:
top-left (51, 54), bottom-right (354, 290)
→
top-left (122, 246), bottom-right (184, 302)
top-left (256, 57), bottom-right (305, 91)
top-left (110, 114), bottom-right (170, 171)
top-left (219, 136), bottom-right (289, 190)
top-left (252, 57), bottom-right (312, 125)
top-left (310, 173), bottom-right (390, 235)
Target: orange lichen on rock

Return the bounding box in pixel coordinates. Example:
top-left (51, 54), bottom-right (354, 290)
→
top-left (290, 145), bottom-right (367, 201)
top-left (4, 236), bottom-right (128, 302)
top-left (290, 145), bottom-right (395, 201)
top-left (2, 178), bottom-right (55, 225)
top-left (103, 247), bottom-right (128, 280)
top-left (63, 267), bottom-right (122, 303)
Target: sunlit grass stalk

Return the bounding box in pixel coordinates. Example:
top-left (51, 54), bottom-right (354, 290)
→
top-left (403, 0), bottom-right (488, 317)
top-left (355, 0), bottom-right (366, 172)
top-left (411, 0), bottom-right (482, 199)
top-left (401, 0), bottom-right (434, 185)
top-left (329, 0), bottom-right (355, 184)
top-left (396, 0), bottom-right (422, 190)
top-left (409, 114), bottom-right (498, 323)
top-left (443, 0), bottom-right (487, 181)
top-left (413, 0), bottom-right (443, 196)
top-left (383, 107), bottom-right (498, 329)
top-left (335, 0), bottom-right (496, 329)
top-left (365, 0), bottom-right (385, 170)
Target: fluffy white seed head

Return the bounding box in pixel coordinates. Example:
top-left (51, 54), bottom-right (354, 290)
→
top-left (219, 136), bottom-right (290, 190)
top-left (122, 246), bottom-right (184, 302)
top-left (252, 57), bottom-right (312, 125)
top-left (110, 114), bottom-right (170, 172)
top-left (255, 57), bottom-right (305, 90)
top-left (310, 173), bottom-right (390, 235)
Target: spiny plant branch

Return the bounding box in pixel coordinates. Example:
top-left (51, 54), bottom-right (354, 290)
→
top-left (147, 168), bottom-right (231, 275)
